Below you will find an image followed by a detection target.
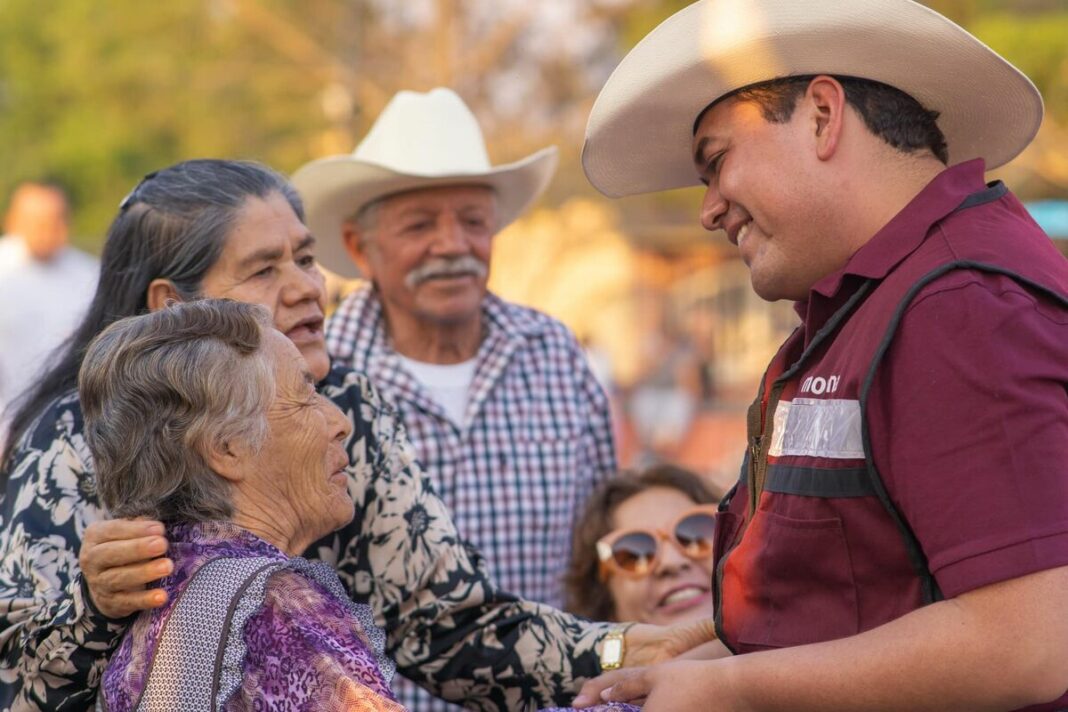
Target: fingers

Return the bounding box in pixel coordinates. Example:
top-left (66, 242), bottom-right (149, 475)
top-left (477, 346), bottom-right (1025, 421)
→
top-left (80, 518), bottom-right (172, 619)
top-left (92, 588), bottom-right (170, 619)
top-left (572, 669), bottom-right (639, 708)
top-left (82, 534), bottom-right (169, 571)
top-left (90, 554), bottom-right (173, 594)
top-left (83, 517), bottom-right (165, 545)
top-left (600, 668), bottom-right (652, 704)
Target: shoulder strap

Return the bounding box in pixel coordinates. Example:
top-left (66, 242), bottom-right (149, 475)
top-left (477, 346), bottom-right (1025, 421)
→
top-left (859, 260), bottom-right (1068, 605)
top-left (857, 184), bottom-right (1065, 605)
top-left (134, 556), bottom-right (283, 712)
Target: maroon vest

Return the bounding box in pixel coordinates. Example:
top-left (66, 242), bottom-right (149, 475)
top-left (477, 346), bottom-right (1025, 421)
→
top-left (712, 183), bottom-right (1068, 656)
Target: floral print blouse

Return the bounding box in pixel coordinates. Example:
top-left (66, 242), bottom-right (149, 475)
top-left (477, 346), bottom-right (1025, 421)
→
top-left (0, 365), bottom-right (610, 711)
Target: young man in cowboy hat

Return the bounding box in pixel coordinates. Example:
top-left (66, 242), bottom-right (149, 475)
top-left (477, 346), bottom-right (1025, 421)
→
top-left (292, 87), bottom-right (619, 711)
top-left (574, 0), bottom-right (1068, 709)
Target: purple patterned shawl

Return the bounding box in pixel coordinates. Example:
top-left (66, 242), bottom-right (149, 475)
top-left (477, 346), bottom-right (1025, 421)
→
top-left (98, 521), bottom-right (638, 711)
top-left (99, 521), bottom-right (403, 711)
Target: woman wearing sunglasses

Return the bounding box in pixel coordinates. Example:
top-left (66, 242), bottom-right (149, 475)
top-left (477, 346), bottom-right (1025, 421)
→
top-left (565, 465), bottom-right (721, 627)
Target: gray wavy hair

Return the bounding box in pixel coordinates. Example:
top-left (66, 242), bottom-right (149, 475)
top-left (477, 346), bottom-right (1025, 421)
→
top-left (79, 299), bottom-right (275, 524)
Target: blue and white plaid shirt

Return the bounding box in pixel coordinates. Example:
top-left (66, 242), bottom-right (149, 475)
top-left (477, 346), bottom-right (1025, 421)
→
top-left (326, 286), bottom-right (617, 711)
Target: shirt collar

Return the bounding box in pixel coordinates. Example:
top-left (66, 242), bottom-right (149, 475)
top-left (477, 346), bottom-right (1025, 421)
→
top-left (800, 159), bottom-right (989, 322)
top-left (339, 286), bottom-right (546, 426)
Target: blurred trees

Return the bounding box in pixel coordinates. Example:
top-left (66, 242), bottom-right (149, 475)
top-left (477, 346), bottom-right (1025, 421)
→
top-left (0, 0), bottom-right (637, 244)
top-left (0, 0), bottom-right (1064, 247)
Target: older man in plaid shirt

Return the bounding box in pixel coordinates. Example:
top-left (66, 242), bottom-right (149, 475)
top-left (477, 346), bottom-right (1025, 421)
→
top-left (293, 88), bottom-right (617, 711)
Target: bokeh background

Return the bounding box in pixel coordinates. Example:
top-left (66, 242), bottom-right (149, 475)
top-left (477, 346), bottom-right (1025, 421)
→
top-left (2, 0), bottom-right (1065, 489)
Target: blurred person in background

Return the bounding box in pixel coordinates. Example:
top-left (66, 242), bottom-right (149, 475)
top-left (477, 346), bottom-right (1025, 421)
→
top-left (0, 182), bottom-right (97, 431)
top-left (292, 87), bottom-right (618, 711)
top-left (0, 159), bottom-right (706, 712)
top-left (576, 0), bottom-right (1068, 709)
top-left (565, 465), bottom-right (720, 628)
top-left (624, 294), bottom-right (704, 464)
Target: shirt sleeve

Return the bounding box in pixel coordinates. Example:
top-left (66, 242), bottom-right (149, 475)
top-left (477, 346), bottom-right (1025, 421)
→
top-left (0, 400), bottom-right (127, 712)
top-left (319, 370), bottom-right (612, 709)
top-left (870, 272), bottom-right (1068, 598)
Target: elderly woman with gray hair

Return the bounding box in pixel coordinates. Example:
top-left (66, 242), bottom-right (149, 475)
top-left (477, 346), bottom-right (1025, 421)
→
top-left (82, 299), bottom-right (402, 711)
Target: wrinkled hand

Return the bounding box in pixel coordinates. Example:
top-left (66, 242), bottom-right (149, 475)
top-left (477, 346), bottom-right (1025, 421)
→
top-left (620, 616), bottom-right (718, 667)
top-left (80, 518), bottom-right (173, 619)
top-left (575, 659), bottom-right (740, 711)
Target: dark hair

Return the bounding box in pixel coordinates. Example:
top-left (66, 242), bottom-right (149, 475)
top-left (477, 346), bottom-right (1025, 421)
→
top-left (703, 75), bottom-right (948, 165)
top-left (2, 159), bottom-right (302, 471)
top-left (81, 299), bottom-right (274, 524)
top-left (563, 464), bottom-right (721, 622)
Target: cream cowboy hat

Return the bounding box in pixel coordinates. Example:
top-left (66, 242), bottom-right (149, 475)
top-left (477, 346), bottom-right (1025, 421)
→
top-left (292, 87), bottom-right (558, 278)
top-left (582, 0), bottom-right (1044, 198)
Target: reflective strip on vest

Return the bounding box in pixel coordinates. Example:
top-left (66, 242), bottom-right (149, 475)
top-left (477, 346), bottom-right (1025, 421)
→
top-left (769, 398), bottom-right (864, 460)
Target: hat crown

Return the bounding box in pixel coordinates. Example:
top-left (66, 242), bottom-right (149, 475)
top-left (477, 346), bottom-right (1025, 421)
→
top-left (292, 87), bottom-right (559, 280)
top-left (353, 88), bottom-right (492, 175)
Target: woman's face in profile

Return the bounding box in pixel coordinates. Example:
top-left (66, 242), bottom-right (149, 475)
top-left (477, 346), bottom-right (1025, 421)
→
top-left (240, 330), bottom-right (354, 547)
top-left (605, 487), bottom-right (715, 627)
top-left (198, 191), bottom-right (331, 381)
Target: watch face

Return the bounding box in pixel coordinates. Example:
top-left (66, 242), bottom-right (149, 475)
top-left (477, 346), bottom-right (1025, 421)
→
top-left (602, 636), bottom-right (624, 665)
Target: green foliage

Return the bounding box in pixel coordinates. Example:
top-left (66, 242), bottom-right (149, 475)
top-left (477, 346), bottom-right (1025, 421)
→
top-left (968, 12), bottom-right (1068, 120)
top-left (0, 0), bottom-right (330, 248)
top-left (617, 0), bottom-right (692, 52)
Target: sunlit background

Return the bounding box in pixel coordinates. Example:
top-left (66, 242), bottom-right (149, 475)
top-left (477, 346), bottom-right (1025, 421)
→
top-left (2, 0), bottom-right (1065, 488)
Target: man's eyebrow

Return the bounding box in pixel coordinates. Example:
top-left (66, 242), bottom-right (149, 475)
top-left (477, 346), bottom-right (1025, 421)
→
top-left (693, 136), bottom-right (712, 168)
top-left (295, 234), bottom-right (316, 252)
top-left (396, 206), bottom-right (436, 219)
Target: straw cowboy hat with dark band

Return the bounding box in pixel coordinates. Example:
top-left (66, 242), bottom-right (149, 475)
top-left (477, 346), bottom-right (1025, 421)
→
top-left (292, 87), bottom-right (558, 279)
top-left (582, 0), bottom-right (1043, 198)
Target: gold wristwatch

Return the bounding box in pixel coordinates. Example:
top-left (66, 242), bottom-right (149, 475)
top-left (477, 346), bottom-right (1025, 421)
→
top-left (599, 623), bottom-right (634, 671)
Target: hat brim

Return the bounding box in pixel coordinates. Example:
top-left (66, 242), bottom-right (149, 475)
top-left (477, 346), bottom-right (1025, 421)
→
top-left (292, 147), bottom-right (558, 278)
top-left (583, 0), bottom-right (1043, 198)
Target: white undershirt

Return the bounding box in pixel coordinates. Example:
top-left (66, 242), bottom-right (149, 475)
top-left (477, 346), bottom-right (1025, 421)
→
top-left (396, 354), bottom-right (478, 426)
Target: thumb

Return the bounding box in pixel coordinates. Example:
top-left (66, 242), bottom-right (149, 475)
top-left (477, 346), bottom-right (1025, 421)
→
top-left (572, 669), bottom-right (635, 708)
top-left (601, 667), bottom-right (653, 703)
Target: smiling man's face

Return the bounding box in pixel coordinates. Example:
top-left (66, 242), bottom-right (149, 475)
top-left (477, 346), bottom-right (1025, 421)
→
top-left (345, 184), bottom-right (497, 331)
top-left (692, 94), bottom-right (844, 302)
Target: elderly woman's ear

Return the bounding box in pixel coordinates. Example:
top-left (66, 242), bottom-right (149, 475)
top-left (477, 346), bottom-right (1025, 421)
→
top-left (204, 437), bottom-right (254, 483)
top-left (146, 279), bottom-right (182, 312)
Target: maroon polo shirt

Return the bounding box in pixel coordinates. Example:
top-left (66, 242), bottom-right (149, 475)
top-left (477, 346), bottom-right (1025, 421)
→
top-left (714, 160), bottom-right (1068, 710)
top-left (856, 163), bottom-right (1068, 597)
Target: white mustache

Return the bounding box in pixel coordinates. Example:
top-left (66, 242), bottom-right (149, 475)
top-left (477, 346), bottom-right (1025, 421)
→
top-left (405, 256), bottom-right (488, 289)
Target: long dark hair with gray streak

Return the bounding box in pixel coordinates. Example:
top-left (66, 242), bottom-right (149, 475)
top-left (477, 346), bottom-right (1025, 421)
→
top-left (2, 159), bottom-right (303, 472)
